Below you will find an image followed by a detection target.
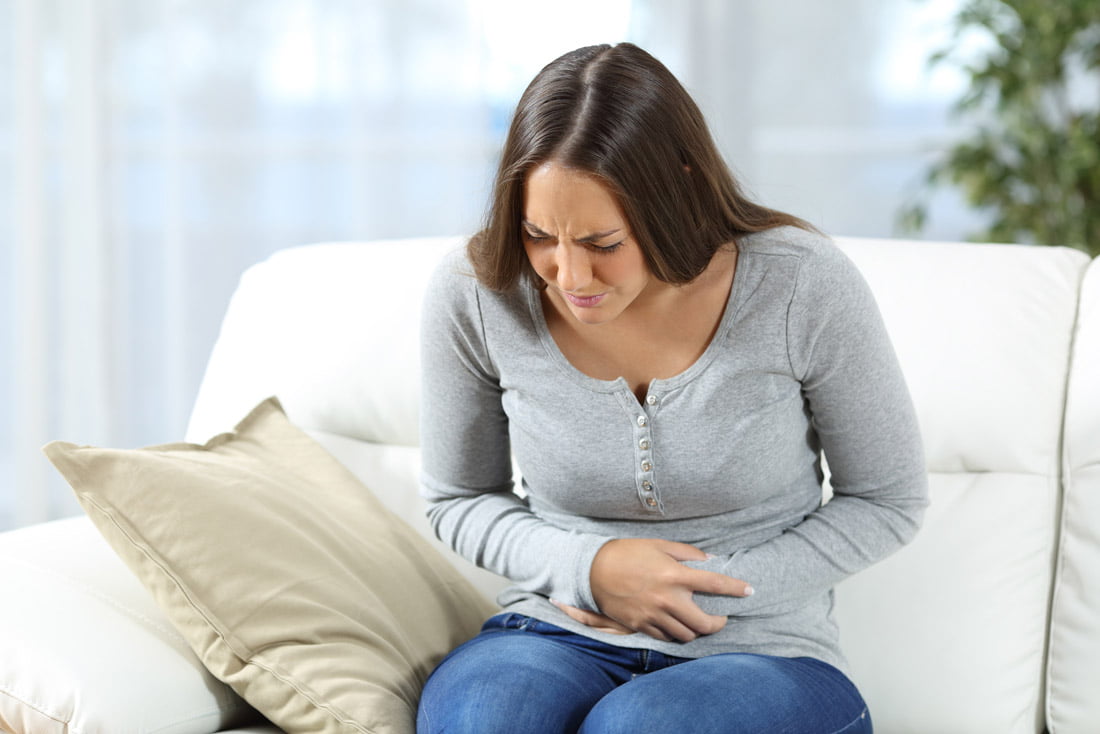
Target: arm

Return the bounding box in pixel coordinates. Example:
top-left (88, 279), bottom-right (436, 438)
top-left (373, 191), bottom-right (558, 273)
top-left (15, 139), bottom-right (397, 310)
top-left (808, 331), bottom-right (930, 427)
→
top-left (418, 255), bottom-right (611, 609)
top-left (691, 242), bottom-right (929, 615)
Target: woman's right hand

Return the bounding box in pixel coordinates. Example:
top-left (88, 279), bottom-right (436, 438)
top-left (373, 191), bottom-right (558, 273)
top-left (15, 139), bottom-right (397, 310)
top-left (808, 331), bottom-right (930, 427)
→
top-left (587, 538), bottom-right (753, 643)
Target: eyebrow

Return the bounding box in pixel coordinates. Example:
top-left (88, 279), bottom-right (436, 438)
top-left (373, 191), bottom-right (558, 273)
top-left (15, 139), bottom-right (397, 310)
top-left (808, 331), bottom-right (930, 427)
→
top-left (522, 220), bottom-right (622, 243)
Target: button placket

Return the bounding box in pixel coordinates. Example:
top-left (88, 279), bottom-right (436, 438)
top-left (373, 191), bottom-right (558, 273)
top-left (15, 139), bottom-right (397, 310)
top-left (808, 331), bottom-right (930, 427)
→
top-left (634, 391), bottom-right (661, 513)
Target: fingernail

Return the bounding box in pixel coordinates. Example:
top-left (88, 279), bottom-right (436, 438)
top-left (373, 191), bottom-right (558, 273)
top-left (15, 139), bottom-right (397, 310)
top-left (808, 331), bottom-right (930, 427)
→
top-left (705, 553), bottom-right (717, 560)
top-left (744, 585), bottom-right (754, 596)
top-left (549, 598), bottom-right (562, 607)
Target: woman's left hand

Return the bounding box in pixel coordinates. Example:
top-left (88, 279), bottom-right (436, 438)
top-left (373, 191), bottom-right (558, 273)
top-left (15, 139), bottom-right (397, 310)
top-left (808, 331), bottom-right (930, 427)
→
top-left (550, 599), bottom-right (634, 635)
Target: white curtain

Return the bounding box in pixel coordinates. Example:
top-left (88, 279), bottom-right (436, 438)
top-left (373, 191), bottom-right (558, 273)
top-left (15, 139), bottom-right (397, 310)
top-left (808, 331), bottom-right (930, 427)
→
top-left (1, 0), bottom-right (965, 530)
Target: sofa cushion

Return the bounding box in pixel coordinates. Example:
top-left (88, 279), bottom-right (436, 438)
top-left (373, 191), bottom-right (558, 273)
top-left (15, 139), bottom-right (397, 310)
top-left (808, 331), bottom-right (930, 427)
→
top-left (43, 397), bottom-right (497, 734)
top-left (0, 516), bottom-right (256, 734)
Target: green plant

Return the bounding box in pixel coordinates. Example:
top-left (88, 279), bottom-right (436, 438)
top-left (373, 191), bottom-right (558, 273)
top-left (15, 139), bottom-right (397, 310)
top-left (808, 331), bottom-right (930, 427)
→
top-left (899, 0), bottom-right (1100, 256)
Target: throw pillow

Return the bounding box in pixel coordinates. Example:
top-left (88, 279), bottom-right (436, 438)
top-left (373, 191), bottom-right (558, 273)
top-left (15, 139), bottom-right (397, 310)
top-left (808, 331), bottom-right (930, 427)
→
top-left (43, 397), bottom-right (497, 734)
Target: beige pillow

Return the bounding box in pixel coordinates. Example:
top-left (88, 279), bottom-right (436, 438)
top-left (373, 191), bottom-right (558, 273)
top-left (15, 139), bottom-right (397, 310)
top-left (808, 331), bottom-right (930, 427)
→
top-left (44, 397), bottom-right (496, 734)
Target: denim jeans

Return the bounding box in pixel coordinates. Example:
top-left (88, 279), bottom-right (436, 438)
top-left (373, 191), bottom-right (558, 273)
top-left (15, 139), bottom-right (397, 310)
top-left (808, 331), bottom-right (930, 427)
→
top-left (417, 613), bottom-right (872, 734)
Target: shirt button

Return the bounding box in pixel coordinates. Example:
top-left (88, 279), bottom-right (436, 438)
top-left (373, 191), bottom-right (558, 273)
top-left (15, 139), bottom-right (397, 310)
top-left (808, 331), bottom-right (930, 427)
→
top-left (645, 497), bottom-right (658, 507)
top-left (641, 461), bottom-right (652, 472)
top-left (646, 394), bottom-right (657, 405)
top-left (637, 415), bottom-right (647, 427)
top-left (642, 480), bottom-right (653, 491)
top-left (639, 438), bottom-right (650, 450)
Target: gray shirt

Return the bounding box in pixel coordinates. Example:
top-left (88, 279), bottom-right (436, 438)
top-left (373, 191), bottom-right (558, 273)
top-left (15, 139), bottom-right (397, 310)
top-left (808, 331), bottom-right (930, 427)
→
top-left (419, 226), bottom-right (928, 672)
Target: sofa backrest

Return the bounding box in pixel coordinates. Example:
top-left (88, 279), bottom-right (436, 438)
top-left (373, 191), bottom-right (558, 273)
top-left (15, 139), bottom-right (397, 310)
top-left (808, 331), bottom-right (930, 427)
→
top-left (187, 237), bottom-right (463, 449)
top-left (186, 236), bottom-right (1096, 734)
top-left (832, 238), bottom-right (1089, 734)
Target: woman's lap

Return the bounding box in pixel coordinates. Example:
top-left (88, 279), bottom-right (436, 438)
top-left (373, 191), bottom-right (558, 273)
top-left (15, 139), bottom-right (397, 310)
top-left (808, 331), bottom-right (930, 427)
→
top-left (417, 614), bottom-right (621, 733)
top-left (417, 614), bottom-right (872, 734)
top-left (577, 650), bottom-right (870, 734)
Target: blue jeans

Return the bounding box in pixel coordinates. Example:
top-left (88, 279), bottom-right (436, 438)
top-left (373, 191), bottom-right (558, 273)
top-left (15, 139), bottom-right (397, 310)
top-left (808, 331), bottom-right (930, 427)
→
top-left (417, 613), bottom-right (872, 734)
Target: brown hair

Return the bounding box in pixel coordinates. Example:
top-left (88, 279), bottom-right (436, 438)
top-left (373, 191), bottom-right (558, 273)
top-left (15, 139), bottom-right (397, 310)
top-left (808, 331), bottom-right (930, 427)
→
top-left (468, 42), bottom-right (813, 291)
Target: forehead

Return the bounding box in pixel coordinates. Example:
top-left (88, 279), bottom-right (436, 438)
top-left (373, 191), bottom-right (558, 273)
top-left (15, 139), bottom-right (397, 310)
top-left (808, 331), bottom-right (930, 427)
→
top-left (523, 162), bottom-right (625, 222)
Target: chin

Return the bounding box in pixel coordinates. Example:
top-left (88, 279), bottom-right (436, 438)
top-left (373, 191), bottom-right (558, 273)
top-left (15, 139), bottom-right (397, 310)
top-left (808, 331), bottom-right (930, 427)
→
top-left (568, 307), bottom-right (617, 326)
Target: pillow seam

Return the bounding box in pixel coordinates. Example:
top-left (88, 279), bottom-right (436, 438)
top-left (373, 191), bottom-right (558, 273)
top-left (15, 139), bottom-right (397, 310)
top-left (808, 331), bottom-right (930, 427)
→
top-left (246, 654), bottom-right (379, 734)
top-left (78, 494), bottom-right (252, 658)
top-left (80, 494), bottom-right (384, 734)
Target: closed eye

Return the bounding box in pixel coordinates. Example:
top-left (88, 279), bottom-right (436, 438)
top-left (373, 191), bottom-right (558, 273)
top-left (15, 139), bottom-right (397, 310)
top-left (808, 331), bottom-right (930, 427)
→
top-left (521, 220), bottom-right (625, 253)
top-left (592, 240), bottom-right (625, 254)
top-left (523, 230), bottom-right (551, 243)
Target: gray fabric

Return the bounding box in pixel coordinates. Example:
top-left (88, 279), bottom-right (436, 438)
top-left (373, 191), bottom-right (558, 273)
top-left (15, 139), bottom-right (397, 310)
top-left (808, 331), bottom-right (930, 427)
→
top-left (419, 226), bottom-right (928, 673)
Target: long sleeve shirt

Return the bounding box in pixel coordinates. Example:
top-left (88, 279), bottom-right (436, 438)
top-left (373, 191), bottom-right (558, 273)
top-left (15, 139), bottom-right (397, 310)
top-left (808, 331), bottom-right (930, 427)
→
top-left (418, 226), bottom-right (928, 673)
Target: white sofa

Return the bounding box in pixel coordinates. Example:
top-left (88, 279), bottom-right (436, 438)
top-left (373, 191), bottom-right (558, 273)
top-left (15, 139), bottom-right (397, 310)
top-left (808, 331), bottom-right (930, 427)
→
top-left (1, 235), bottom-right (1097, 734)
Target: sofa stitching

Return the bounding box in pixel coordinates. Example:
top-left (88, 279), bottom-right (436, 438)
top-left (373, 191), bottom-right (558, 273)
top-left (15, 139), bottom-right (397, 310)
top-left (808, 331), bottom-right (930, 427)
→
top-left (0, 682), bottom-right (72, 730)
top-left (1, 555), bottom-right (187, 645)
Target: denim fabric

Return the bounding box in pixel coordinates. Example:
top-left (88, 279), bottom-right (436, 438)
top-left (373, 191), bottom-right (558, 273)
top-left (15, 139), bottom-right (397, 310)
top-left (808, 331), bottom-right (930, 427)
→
top-left (417, 613), bottom-right (872, 734)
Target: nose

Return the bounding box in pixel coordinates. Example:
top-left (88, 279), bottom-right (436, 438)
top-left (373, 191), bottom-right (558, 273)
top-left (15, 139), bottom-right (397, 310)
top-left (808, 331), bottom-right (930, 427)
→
top-left (554, 244), bottom-right (592, 292)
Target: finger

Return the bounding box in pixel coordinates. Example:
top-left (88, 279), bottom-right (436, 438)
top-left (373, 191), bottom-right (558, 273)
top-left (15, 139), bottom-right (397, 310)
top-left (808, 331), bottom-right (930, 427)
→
top-left (682, 567), bottom-right (754, 597)
top-left (656, 539), bottom-right (711, 563)
top-left (644, 589), bottom-right (730, 639)
top-left (550, 599), bottom-right (593, 621)
top-left (589, 621), bottom-right (633, 635)
top-left (675, 606), bottom-right (729, 637)
top-left (644, 614), bottom-right (704, 644)
top-left (551, 600), bottom-right (633, 634)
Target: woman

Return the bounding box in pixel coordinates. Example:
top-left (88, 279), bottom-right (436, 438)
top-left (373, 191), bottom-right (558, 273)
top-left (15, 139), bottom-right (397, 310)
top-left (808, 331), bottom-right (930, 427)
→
top-left (417, 42), bottom-right (927, 734)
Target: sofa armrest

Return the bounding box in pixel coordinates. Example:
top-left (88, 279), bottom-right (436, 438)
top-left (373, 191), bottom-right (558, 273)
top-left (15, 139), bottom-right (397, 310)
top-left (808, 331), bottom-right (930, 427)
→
top-left (1048, 256), bottom-right (1100, 733)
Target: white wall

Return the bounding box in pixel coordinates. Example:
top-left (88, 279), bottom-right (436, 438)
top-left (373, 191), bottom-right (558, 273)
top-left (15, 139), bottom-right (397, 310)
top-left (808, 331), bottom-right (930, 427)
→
top-left (0, 0), bottom-right (972, 529)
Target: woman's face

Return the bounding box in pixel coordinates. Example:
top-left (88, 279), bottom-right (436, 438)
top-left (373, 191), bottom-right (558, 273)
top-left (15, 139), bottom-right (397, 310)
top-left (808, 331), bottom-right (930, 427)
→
top-left (522, 161), bottom-right (655, 326)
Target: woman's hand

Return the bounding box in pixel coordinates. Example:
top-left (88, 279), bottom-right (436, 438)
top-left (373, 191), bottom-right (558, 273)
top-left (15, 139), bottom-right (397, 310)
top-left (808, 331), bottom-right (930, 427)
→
top-left (583, 538), bottom-right (753, 643)
top-left (550, 600), bottom-right (635, 635)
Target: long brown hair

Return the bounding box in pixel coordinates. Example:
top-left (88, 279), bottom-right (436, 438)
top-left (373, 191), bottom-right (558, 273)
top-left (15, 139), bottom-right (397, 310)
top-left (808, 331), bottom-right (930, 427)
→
top-left (469, 42), bottom-right (813, 292)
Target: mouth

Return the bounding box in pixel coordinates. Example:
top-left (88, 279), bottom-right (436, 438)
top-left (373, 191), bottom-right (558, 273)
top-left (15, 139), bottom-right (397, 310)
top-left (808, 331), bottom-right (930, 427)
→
top-left (562, 291), bottom-right (607, 308)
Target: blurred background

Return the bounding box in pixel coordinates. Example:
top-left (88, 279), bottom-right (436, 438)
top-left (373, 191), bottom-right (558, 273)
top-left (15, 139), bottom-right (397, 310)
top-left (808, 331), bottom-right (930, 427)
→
top-left (1, 0), bottom-right (1090, 530)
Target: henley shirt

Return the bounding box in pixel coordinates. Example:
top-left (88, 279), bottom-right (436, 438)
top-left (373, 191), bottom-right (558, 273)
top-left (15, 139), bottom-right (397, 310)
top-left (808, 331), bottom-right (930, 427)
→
top-left (419, 225), bottom-right (928, 673)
